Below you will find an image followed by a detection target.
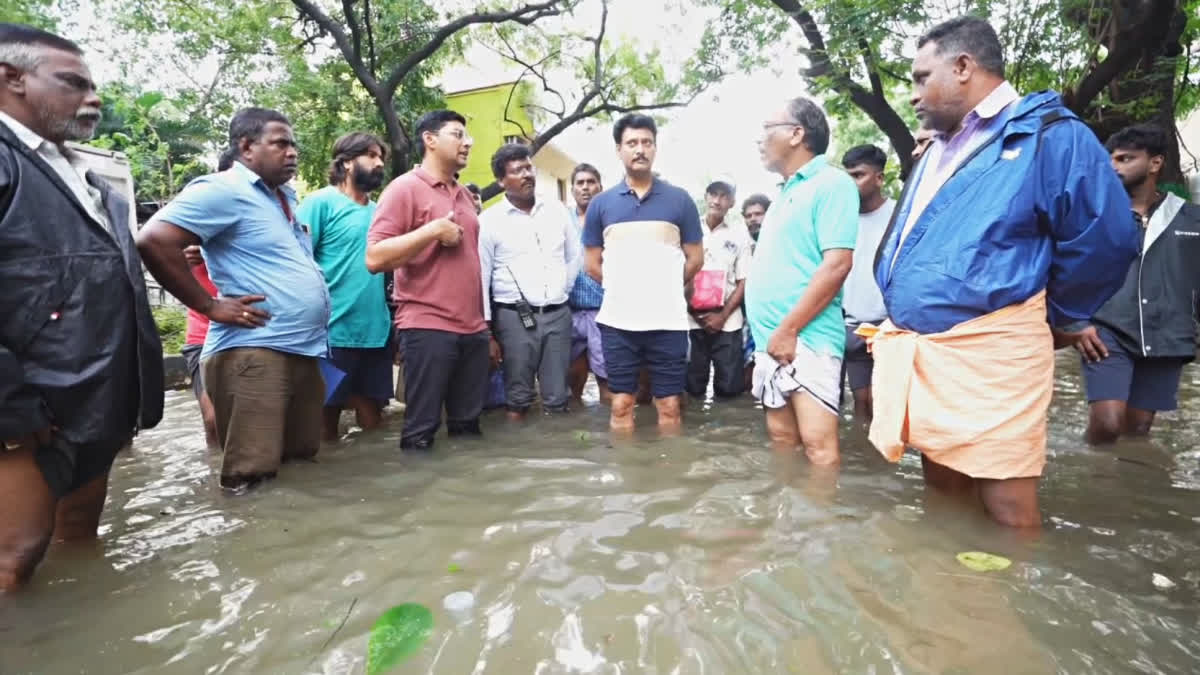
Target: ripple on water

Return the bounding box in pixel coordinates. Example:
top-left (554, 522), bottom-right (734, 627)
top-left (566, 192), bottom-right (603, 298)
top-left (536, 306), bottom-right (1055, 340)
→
top-left (2, 385), bottom-right (1199, 674)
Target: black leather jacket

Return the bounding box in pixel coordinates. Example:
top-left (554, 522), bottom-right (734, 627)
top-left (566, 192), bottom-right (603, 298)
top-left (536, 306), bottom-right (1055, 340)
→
top-left (0, 122), bottom-right (163, 447)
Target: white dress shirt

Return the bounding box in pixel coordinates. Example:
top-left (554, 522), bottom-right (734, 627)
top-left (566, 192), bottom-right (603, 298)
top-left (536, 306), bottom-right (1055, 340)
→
top-left (478, 196), bottom-right (581, 321)
top-left (0, 110), bottom-right (112, 233)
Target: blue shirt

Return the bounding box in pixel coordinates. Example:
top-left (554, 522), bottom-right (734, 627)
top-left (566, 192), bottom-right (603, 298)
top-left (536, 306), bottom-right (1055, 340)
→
top-left (566, 209), bottom-right (604, 310)
top-left (298, 186), bottom-right (390, 349)
top-left (583, 177), bottom-right (703, 331)
top-left (151, 162), bottom-right (331, 358)
top-left (745, 155), bottom-right (859, 356)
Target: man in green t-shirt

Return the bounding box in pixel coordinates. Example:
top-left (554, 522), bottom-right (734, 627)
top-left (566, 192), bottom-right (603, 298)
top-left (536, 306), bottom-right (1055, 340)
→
top-left (297, 132), bottom-right (393, 440)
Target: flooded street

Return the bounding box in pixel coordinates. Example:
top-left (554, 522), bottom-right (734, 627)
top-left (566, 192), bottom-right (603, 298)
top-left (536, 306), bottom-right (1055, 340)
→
top-left (2, 353), bottom-right (1199, 674)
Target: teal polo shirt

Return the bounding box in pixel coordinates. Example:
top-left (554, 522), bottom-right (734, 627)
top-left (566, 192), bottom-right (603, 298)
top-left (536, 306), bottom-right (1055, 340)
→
top-left (297, 186), bottom-right (391, 348)
top-left (745, 154), bottom-right (859, 357)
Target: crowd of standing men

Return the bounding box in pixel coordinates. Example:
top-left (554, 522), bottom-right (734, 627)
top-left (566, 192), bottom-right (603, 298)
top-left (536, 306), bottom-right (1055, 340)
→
top-left (2, 15), bottom-right (1199, 590)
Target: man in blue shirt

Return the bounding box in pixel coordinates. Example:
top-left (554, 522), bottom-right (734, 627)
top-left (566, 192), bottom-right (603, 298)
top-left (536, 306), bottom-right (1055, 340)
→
top-left (583, 115), bottom-right (704, 433)
top-left (298, 132), bottom-right (393, 441)
top-left (745, 97), bottom-right (858, 466)
top-left (566, 163), bottom-right (609, 403)
top-left (138, 108), bottom-right (331, 490)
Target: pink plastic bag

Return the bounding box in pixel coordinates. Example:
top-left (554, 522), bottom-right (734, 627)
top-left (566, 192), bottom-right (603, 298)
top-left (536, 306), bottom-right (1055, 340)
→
top-left (690, 269), bottom-right (727, 312)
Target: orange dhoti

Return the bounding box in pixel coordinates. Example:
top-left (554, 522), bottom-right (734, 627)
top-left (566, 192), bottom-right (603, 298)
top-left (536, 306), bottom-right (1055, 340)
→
top-left (866, 291), bottom-right (1054, 479)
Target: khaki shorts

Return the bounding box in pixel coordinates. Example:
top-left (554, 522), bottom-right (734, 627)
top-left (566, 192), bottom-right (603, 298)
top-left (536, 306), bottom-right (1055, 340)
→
top-left (203, 347), bottom-right (323, 484)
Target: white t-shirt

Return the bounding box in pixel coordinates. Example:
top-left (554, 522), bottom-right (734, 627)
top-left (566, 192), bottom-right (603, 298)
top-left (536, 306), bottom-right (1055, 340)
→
top-left (842, 198), bottom-right (895, 325)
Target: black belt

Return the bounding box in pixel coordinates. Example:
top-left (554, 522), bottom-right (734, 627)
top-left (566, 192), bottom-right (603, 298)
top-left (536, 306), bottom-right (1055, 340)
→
top-left (494, 301), bottom-right (567, 314)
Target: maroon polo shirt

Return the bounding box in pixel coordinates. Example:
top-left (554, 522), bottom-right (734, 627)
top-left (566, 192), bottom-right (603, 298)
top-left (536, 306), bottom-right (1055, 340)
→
top-left (367, 167), bottom-right (485, 334)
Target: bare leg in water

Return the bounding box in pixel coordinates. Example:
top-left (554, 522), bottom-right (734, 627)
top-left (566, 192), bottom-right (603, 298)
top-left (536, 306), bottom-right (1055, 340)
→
top-left (921, 454), bottom-right (1041, 529)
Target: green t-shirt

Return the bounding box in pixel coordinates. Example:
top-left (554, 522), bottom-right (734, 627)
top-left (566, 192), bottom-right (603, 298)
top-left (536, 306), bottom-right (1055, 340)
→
top-left (297, 186), bottom-right (391, 348)
top-left (745, 155), bottom-right (860, 357)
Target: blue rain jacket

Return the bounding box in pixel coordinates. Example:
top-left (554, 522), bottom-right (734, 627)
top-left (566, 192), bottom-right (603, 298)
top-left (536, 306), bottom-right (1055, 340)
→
top-left (875, 91), bottom-right (1140, 334)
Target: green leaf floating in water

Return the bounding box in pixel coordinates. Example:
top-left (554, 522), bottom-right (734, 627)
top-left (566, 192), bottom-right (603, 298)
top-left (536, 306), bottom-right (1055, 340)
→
top-left (956, 551), bottom-right (1012, 572)
top-left (367, 603), bottom-right (433, 674)
top-left (447, 563), bottom-right (462, 573)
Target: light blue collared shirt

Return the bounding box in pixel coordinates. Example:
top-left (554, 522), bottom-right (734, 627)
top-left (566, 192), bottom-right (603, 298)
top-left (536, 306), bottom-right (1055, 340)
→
top-left (150, 162), bottom-right (331, 358)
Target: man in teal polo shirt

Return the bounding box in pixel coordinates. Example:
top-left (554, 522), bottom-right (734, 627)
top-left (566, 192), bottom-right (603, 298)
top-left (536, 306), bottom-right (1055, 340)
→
top-left (745, 97), bottom-right (858, 465)
top-left (298, 132), bottom-right (393, 441)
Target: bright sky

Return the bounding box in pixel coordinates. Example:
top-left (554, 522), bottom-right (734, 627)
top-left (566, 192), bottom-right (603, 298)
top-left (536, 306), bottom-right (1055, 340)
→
top-left (65, 0), bottom-right (829, 203)
top-left (436, 0), bottom-right (815, 205)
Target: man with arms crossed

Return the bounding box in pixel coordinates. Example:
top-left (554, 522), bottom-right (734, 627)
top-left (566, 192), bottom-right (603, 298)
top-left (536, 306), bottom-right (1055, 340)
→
top-left (745, 97), bottom-right (858, 465)
top-left (583, 114), bottom-right (703, 432)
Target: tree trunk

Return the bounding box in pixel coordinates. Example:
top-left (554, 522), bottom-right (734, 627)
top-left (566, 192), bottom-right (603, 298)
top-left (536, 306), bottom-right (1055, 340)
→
top-left (1066, 0), bottom-right (1186, 183)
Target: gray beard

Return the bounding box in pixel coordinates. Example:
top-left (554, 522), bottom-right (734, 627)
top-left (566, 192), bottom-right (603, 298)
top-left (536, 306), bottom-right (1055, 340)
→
top-left (34, 106), bottom-right (99, 142)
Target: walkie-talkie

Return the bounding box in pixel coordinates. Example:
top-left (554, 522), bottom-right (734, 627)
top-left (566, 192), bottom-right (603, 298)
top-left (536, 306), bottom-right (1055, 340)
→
top-left (504, 265), bottom-right (537, 330)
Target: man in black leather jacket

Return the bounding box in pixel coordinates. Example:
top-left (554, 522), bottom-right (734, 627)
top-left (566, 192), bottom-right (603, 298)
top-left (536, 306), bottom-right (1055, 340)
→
top-left (1056, 123), bottom-right (1200, 444)
top-left (0, 24), bottom-right (163, 590)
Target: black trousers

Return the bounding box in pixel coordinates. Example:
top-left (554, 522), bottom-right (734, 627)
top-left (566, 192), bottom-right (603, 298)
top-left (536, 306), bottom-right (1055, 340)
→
top-left (686, 328), bottom-right (745, 398)
top-left (400, 329), bottom-right (489, 448)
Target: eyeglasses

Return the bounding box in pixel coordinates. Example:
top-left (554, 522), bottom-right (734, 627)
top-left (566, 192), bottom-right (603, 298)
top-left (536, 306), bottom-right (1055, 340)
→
top-left (761, 122), bottom-right (799, 134)
top-left (443, 129), bottom-right (474, 143)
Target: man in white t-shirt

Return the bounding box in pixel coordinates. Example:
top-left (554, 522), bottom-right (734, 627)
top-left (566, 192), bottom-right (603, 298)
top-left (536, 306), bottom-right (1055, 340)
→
top-left (582, 114), bottom-right (703, 432)
top-left (840, 144), bottom-right (896, 422)
top-left (686, 181), bottom-right (753, 400)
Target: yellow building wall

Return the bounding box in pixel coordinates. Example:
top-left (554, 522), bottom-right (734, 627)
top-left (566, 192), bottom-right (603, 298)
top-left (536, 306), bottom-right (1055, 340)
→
top-left (446, 83), bottom-right (535, 207)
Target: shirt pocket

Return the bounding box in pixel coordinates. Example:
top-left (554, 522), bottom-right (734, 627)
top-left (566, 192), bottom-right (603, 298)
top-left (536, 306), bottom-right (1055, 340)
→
top-left (0, 255), bottom-right (86, 353)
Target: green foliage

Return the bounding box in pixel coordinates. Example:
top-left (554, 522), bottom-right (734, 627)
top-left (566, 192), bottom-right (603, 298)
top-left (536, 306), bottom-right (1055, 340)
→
top-left (366, 603), bottom-right (433, 674)
top-left (703, 0), bottom-right (1196, 177)
top-left (152, 305), bottom-right (187, 355)
top-left (1, 0), bottom-right (61, 29)
top-left (91, 86), bottom-right (216, 205)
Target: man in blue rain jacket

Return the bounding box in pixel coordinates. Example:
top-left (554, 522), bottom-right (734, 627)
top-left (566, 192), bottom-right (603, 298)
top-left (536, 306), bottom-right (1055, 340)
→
top-left (867, 16), bottom-right (1139, 528)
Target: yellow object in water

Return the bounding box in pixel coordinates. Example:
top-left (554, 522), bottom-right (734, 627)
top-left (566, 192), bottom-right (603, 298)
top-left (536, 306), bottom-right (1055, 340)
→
top-left (956, 551), bottom-right (1012, 572)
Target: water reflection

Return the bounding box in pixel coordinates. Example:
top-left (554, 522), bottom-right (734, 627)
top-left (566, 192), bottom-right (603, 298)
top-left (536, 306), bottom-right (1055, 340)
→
top-left (0, 356), bottom-right (1197, 674)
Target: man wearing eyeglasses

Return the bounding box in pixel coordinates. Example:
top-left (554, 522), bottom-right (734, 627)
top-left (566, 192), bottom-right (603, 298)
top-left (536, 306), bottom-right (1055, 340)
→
top-left (745, 97), bottom-right (859, 466)
top-left (366, 110), bottom-right (488, 451)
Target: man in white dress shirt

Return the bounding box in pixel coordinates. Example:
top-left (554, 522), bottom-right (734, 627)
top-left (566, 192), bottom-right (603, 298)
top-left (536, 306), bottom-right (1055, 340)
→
top-left (479, 143), bottom-right (581, 419)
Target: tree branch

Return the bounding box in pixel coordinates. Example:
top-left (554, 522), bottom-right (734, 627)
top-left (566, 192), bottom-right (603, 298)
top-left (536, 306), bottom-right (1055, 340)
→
top-left (291, 0), bottom-right (380, 93)
top-left (342, 0), bottom-right (363, 63)
top-left (1065, 0), bottom-right (1182, 114)
top-left (363, 0), bottom-right (377, 75)
top-left (501, 73), bottom-right (535, 142)
top-left (858, 38), bottom-right (885, 100)
top-left (770, 0), bottom-right (914, 174)
top-left (380, 1), bottom-right (566, 96)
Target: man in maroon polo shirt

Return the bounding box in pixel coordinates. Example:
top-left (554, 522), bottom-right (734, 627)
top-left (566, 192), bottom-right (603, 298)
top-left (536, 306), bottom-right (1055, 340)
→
top-left (366, 110), bottom-right (488, 450)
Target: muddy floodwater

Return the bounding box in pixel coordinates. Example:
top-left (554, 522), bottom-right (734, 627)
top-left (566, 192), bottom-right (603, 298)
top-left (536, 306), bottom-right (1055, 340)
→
top-left (2, 353), bottom-right (1198, 674)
